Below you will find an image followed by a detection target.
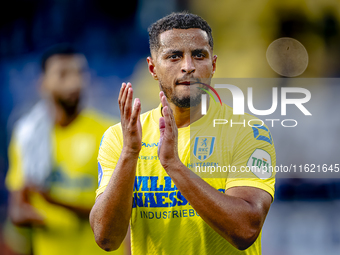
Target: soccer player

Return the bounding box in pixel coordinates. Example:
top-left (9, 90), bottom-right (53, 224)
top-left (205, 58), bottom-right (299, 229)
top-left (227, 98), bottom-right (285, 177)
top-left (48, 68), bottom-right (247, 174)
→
top-left (90, 12), bottom-right (275, 254)
top-left (5, 44), bottom-right (127, 255)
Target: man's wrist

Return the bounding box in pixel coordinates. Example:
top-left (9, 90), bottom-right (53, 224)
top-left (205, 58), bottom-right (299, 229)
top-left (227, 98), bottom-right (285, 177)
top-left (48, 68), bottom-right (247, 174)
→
top-left (161, 157), bottom-right (184, 172)
top-left (121, 146), bottom-right (141, 159)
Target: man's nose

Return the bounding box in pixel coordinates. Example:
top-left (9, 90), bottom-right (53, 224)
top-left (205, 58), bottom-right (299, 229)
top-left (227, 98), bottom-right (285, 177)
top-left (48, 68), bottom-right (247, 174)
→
top-left (181, 56), bottom-right (195, 74)
top-left (66, 73), bottom-right (83, 91)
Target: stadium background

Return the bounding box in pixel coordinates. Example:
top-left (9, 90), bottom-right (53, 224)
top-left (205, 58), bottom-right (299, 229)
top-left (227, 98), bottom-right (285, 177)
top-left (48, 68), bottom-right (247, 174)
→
top-left (1, 0), bottom-right (340, 254)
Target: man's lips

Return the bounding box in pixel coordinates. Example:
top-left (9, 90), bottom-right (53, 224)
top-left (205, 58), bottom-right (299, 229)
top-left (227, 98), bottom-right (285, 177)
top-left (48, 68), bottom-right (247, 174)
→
top-left (176, 81), bottom-right (201, 85)
top-left (176, 81), bottom-right (191, 85)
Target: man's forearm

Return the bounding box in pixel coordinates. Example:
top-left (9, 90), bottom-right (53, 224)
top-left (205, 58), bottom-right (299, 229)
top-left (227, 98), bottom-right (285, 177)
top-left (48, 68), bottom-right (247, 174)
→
top-left (8, 190), bottom-right (45, 227)
top-left (90, 149), bottom-right (138, 251)
top-left (42, 195), bottom-right (91, 218)
top-left (165, 162), bottom-right (270, 250)
top-left (157, 93), bottom-right (271, 250)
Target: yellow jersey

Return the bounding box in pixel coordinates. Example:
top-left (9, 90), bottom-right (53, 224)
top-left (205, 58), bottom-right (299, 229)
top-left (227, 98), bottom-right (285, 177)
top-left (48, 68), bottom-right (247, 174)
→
top-left (97, 101), bottom-right (276, 255)
top-left (6, 109), bottom-right (126, 255)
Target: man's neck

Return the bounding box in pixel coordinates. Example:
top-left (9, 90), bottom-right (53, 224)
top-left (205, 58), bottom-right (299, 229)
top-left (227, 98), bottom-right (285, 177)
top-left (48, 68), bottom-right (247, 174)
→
top-left (168, 99), bottom-right (209, 128)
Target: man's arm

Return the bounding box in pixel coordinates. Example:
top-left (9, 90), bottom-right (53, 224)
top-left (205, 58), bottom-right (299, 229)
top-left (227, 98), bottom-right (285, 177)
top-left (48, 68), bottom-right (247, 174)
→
top-left (158, 92), bottom-right (272, 250)
top-left (6, 137), bottom-right (45, 227)
top-left (8, 187), bottom-right (45, 227)
top-left (161, 164), bottom-right (271, 250)
top-left (89, 82), bottom-right (141, 251)
top-left (38, 190), bottom-right (92, 219)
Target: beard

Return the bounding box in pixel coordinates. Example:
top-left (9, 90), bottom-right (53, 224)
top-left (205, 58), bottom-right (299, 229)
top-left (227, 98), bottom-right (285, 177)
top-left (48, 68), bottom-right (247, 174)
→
top-left (159, 81), bottom-right (204, 108)
top-left (55, 93), bottom-right (81, 116)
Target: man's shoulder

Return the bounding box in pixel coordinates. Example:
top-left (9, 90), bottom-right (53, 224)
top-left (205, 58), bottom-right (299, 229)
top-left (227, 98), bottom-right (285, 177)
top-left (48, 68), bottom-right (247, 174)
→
top-left (80, 108), bottom-right (119, 127)
top-left (215, 103), bottom-right (273, 145)
top-left (77, 109), bottom-right (120, 139)
top-left (219, 102), bottom-right (264, 122)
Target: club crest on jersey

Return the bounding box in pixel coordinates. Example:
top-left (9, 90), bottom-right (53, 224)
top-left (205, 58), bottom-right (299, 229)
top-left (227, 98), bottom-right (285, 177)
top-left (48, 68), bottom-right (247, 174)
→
top-left (193, 136), bottom-right (216, 161)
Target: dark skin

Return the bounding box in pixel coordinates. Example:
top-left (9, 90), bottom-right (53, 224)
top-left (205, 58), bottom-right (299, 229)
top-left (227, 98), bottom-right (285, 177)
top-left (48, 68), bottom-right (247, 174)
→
top-left (90, 28), bottom-right (272, 251)
top-left (9, 54), bottom-right (92, 227)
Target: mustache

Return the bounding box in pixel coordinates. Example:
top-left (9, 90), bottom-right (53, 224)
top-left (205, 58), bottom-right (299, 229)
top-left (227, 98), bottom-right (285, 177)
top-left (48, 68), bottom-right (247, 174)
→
top-left (175, 76), bottom-right (201, 84)
top-left (175, 77), bottom-right (211, 86)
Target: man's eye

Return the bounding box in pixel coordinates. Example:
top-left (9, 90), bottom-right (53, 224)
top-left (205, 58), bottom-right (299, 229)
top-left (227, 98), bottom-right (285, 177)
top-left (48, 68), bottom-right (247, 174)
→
top-left (168, 55), bottom-right (180, 59)
top-left (195, 53), bottom-right (205, 58)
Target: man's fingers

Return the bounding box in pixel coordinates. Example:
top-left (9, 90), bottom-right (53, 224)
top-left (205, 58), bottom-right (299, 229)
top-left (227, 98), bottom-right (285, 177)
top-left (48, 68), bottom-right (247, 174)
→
top-left (118, 83), bottom-right (127, 112)
top-left (130, 98), bottom-right (141, 126)
top-left (159, 92), bottom-right (177, 137)
top-left (159, 91), bottom-right (164, 103)
top-left (160, 94), bottom-right (174, 121)
top-left (120, 82), bottom-right (131, 114)
top-left (118, 83), bottom-right (126, 107)
top-left (159, 116), bottom-right (165, 130)
top-left (162, 106), bottom-right (173, 133)
top-left (160, 92), bottom-right (169, 109)
top-left (124, 86), bottom-right (134, 119)
top-left (161, 95), bottom-right (175, 125)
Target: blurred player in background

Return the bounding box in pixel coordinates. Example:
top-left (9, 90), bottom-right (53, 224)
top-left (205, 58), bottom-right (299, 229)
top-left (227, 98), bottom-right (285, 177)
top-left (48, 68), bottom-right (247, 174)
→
top-left (90, 12), bottom-right (275, 254)
top-left (4, 44), bottom-right (129, 255)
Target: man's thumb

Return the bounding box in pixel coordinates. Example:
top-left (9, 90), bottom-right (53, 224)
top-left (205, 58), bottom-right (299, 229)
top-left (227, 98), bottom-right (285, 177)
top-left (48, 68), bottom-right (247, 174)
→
top-left (159, 117), bottom-right (165, 131)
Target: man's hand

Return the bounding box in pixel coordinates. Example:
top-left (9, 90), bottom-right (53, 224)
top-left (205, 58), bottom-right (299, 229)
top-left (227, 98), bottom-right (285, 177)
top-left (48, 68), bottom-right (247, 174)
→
top-left (90, 82), bottom-right (141, 251)
top-left (8, 187), bottom-right (45, 227)
top-left (158, 91), bottom-right (181, 169)
top-left (156, 93), bottom-right (272, 251)
top-left (119, 82), bottom-right (142, 155)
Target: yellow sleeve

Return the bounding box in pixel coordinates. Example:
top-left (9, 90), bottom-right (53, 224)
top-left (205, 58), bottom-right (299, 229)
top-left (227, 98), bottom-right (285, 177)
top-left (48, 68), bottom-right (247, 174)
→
top-left (95, 124), bottom-right (123, 198)
top-left (6, 136), bottom-right (25, 191)
top-left (226, 124), bottom-right (276, 200)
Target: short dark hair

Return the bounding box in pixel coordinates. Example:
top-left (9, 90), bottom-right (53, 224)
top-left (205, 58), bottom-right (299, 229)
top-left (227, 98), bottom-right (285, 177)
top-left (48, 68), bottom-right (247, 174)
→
top-left (41, 44), bottom-right (80, 72)
top-left (148, 12), bottom-right (213, 53)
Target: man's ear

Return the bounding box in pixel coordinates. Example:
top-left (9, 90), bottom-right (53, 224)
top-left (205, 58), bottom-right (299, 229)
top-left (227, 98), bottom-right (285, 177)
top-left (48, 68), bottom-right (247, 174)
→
top-left (146, 56), bottom-right (158, 80)
top-left (212, 55), bottom-right (217, 75)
